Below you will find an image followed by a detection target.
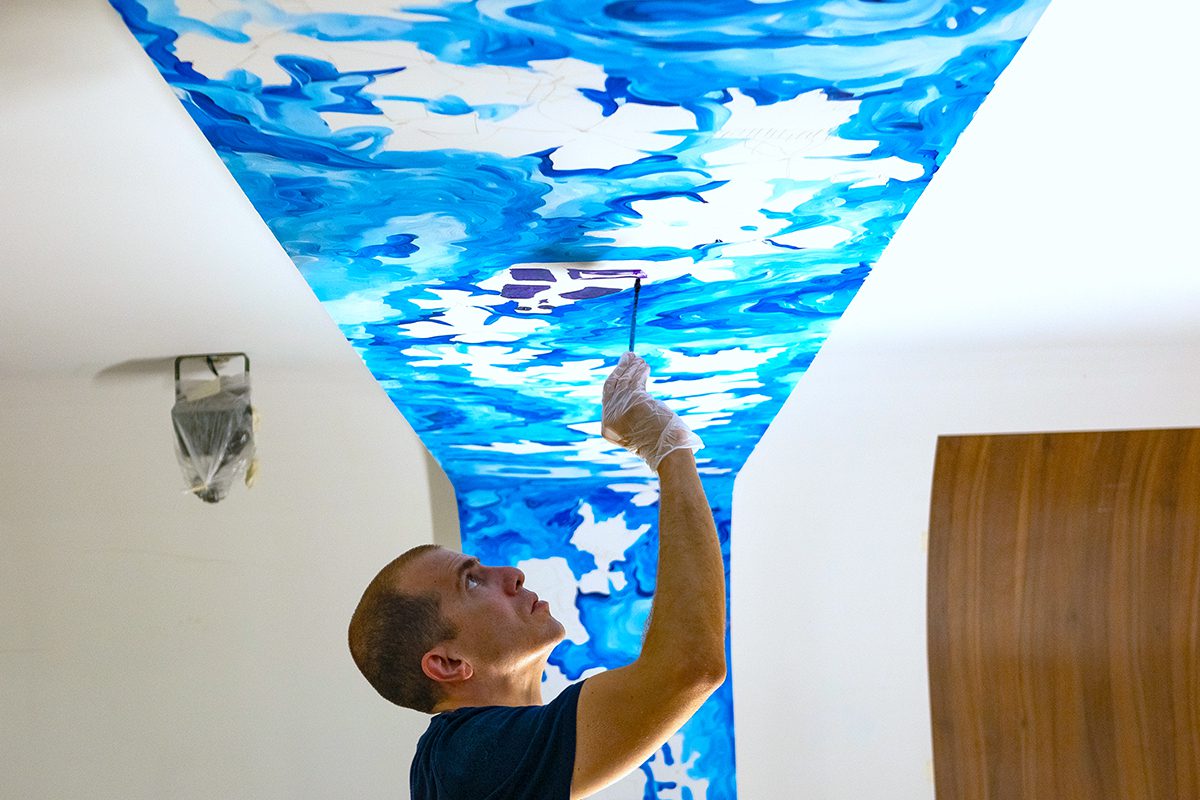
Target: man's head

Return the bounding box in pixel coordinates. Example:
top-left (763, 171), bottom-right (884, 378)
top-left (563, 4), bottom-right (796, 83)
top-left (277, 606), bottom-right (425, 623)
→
top-left (348, 544), bottom-right (566, 714)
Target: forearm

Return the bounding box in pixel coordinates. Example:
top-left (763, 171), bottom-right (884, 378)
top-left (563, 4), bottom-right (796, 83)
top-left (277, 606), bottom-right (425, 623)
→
top-left (638, 449), bottom-right (727, 678)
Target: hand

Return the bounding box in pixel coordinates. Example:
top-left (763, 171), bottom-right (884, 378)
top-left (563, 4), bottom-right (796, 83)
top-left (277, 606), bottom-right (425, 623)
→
top-left (601, 352), bottom-right (702, 471)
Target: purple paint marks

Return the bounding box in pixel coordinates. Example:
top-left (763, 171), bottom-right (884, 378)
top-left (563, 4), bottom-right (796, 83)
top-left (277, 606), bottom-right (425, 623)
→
top-left (501, 283), bottom-right (551, 299)
top-left (567, 268), bottom-right (647, 280)
top-left (561, 286), bottom-right (621, 300)
top-left (511, 268), bottom-right (556, 282)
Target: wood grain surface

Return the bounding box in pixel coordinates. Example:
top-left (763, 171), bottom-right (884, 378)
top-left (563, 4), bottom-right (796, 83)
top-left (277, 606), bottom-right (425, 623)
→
top-left (928, 428), bottom-right (1200, 800)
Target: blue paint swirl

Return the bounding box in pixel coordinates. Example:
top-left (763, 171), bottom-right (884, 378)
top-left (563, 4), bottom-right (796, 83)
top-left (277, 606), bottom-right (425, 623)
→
top-left (107, 1), bottom-right (1050, 796)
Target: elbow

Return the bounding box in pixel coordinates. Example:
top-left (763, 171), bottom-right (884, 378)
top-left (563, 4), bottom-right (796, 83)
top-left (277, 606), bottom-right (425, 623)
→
top-left (703, 660), bottom-right (727, 688)
top-left (686, 657), bottom-right (727, 689)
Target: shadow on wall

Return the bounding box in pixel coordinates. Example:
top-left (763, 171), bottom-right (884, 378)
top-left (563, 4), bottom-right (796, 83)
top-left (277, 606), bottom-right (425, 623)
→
top-left (94, 356), bottom-right (178, 386)
top-left (424, 448), bottom-right (461, 551)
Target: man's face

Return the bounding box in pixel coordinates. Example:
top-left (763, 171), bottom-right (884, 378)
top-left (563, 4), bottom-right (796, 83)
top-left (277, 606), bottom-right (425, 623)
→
top-left (401, 547), bottom-right (566, 675)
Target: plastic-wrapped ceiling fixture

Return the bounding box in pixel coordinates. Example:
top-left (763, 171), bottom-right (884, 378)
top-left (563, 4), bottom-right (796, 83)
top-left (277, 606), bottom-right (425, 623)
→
top-left (171, 353), bottom-right (258, 503)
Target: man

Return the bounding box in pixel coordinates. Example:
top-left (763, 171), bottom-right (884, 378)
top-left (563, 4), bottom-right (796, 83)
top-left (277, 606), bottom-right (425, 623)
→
top-left (349, 352), bottom-right (727, 799)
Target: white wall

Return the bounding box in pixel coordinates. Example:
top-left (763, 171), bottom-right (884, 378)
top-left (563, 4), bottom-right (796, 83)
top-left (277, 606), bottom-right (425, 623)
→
top-left (4, 0), bottom-right (1199, 799)
top-left (734, 0), bottom-right (1200, 797)
top-left (0, 1), bottom-right (450, 797)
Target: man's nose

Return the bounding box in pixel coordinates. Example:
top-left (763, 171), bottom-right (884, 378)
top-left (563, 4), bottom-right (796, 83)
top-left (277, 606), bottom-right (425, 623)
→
top-left (502, 566), bottom-right (524, 594)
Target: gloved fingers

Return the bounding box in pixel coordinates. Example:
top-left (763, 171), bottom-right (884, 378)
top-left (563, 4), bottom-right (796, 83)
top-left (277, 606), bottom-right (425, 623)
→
top-left (601, 354), bottom-right (703, 469)
top-left (601, 392), bottom-right (658, 444)
top-left (603, 352), bottom-right (649, 401)
top-left (604, 395), bottom-right (674, 448)
top-left (602, 357), bottom-right (651, 432)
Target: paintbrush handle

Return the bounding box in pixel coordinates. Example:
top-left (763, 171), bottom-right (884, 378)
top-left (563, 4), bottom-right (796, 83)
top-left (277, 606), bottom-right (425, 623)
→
top-left (628, 278), bottom-right (642, 353)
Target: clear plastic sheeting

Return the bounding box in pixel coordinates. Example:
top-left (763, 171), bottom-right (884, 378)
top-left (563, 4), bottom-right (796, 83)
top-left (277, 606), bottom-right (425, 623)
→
top-left (171, 353), bottom-right (257, 503)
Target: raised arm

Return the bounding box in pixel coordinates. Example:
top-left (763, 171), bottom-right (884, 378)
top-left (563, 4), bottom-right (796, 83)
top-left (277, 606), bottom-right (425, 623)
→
top-left (571, 354), bottom-right (726, 800)
top-left (643, 449), bottom-right (726, 676)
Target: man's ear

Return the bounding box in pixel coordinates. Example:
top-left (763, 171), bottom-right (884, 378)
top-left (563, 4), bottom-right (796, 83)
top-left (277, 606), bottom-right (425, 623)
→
top-left (421, 645), bottom-right (473, 684)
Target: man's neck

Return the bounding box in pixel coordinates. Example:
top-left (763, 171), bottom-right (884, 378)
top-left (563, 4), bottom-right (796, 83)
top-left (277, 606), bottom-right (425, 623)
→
top-left (434, 664), bottom-right (546, 713)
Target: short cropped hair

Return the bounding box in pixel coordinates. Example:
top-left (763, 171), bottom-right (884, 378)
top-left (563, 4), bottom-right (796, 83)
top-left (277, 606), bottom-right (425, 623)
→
top-left (348, 544), bottom-right (460, 714)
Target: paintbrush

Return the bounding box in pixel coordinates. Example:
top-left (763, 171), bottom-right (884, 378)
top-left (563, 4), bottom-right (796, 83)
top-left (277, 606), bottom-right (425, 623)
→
top-left (628, 277), bottom-right (642, 353)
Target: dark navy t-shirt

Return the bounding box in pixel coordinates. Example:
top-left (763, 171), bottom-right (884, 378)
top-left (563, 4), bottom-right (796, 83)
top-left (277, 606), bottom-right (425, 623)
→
top-left (410, 680), bottom-right (586, 800)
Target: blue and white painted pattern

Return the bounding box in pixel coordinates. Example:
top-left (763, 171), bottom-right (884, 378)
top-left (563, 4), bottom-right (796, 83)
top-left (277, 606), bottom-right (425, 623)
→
top-left (109, 1), bottom-right (1049, 796)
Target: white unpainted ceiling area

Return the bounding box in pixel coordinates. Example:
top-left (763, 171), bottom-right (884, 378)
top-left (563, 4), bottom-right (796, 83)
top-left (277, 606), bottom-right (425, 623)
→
top-left (2, 1), bottom-right (1198, 799)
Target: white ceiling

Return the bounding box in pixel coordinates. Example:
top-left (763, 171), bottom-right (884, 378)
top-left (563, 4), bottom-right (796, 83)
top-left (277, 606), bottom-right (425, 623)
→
top-left (0, 0), bottom-right (359, 382)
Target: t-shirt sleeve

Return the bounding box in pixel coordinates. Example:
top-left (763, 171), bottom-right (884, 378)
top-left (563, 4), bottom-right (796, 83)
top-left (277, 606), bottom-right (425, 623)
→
top-left (413, 679), bottom-right (586, 800)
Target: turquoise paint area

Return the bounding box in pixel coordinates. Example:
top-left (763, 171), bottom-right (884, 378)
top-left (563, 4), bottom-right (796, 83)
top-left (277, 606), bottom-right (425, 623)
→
top-left (108, 1), bottom-right (1049, 796)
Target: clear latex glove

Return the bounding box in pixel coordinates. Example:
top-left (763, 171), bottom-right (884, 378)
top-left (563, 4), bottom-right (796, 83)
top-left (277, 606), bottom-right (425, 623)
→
top-left (601, 352), bottom-right (703, 471)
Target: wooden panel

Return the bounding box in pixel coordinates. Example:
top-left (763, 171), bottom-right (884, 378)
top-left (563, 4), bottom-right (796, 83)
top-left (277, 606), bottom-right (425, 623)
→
top-left (928, 428), bottom-right (1200, 800)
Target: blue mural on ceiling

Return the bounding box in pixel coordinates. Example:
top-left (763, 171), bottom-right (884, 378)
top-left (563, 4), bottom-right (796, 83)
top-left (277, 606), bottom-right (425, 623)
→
top-left (109, 1), bottom-right (1050, 796)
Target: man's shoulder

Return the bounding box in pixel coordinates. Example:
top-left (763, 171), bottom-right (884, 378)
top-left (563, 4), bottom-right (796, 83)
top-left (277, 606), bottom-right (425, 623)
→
top-left (410, 681), bottom-right (587, 800)
top-left (420, 680), bottom-right (586, 749)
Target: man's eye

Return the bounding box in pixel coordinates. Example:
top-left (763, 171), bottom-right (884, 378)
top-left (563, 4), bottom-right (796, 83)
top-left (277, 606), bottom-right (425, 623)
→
top-left (466, 574), bottom-right (480, 589)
